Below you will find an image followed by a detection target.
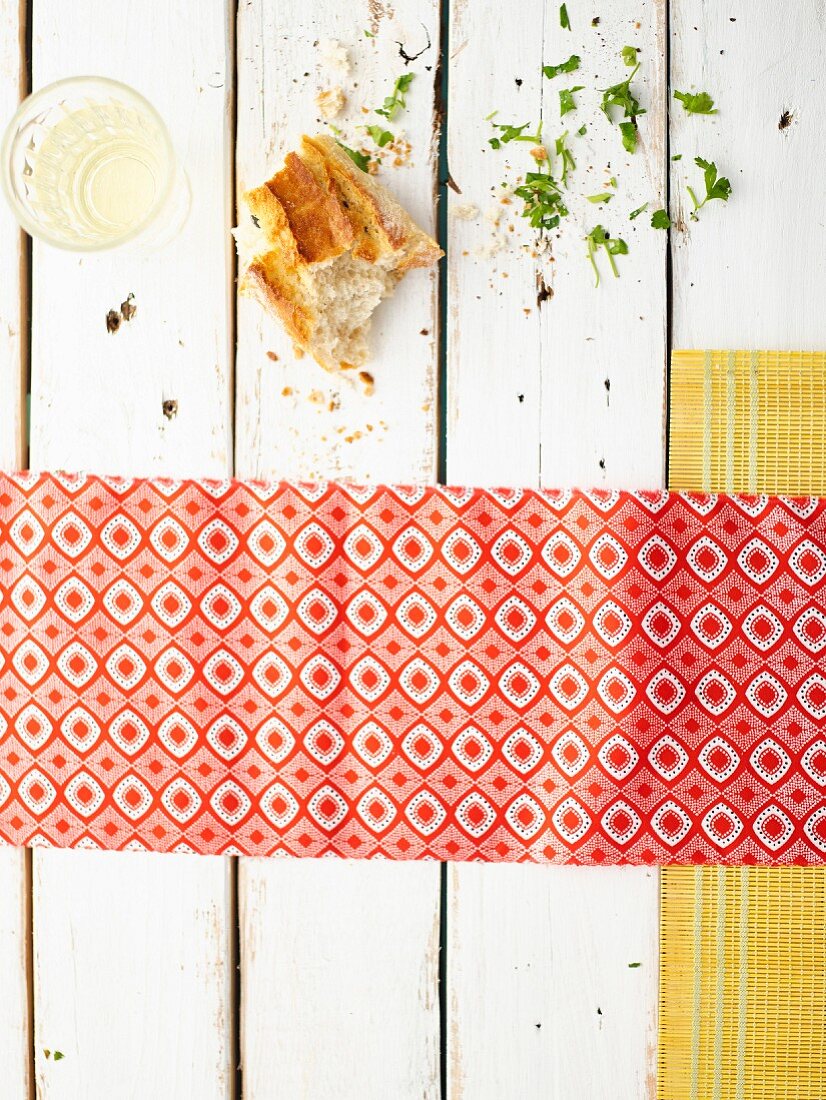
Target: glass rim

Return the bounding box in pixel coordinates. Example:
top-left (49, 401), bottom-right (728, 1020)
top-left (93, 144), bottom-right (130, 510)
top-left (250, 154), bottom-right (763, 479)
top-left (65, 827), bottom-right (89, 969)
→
top-left (1, 74), bottom-right (177, 252)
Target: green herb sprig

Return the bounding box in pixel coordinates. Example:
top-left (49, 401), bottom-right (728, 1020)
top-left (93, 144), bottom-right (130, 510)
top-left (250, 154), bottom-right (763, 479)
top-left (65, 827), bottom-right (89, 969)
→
top-left (376, 73), bottom-right (414, 120)
top-left (586, 225), bottom-right (628, 286)
top-left (674, 90), bottom-right (717, 115)
top-left (600, 60), bottom-right (645, 154)
top-left (686, 157), bottom-right (731, 219)
top-left (488, 119), bottom-right (543, 149)
top-left (543, 55), bottom-right (581, 79)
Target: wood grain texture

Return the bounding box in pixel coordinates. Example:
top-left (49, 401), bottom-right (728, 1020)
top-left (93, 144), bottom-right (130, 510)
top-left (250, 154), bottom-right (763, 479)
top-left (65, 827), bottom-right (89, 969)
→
top-left (235, 0), bottom-right (439, 483)
top-left (671, 0), bottom-right (826, 349)
top-left (235, 3), bottom-right (442, 1097)
top-left (28, 2), bottom-right (235, 1097)
top-left (0, 6), bottom-right (32, 1096)
top-left (446, 2), bottom-right (665, 1096)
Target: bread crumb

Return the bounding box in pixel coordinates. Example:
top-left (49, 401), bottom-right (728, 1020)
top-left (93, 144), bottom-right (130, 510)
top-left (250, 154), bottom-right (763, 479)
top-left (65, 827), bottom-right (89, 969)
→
top-left (484, 204), bottom-right (503, 227)
top-left (293, 345), bottom-right (305, 359)
top-left (476, 235), bottom-right (505, 259)
top-left (358, 370), bottom-right (375, 396)
top-left (266, 350), bottom-right (279, 361)
top-left (529, 145), bottom-right (548, 164)
top-left (318, 39), bottom-right (350, 74)
top-left (451, 202), bottom-right (479, 220)
top-left (316, 86), bottom-right (346, 120)
top-left (281, 386), bottom-right (293, 396)
top-left (308, 389), bottom-right (325, 405)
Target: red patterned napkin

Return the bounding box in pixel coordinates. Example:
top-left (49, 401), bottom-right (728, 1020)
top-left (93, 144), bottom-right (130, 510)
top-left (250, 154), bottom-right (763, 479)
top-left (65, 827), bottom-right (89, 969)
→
top-left (0, 473), bottom-right (824, 863)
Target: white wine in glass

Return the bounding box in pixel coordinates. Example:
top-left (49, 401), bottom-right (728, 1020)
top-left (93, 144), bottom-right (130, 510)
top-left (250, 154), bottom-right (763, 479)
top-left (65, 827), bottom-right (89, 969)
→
top-left (2, 76), bottom-right (189, 251)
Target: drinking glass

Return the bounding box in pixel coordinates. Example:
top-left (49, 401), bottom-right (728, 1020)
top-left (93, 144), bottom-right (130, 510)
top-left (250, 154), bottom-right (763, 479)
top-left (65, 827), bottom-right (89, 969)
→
top-left (1, 76), bottom-right (189, 251)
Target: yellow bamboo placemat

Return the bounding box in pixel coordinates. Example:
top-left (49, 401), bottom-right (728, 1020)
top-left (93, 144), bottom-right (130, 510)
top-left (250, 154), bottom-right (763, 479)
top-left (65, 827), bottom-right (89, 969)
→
top-left (659, 349), bottom-right (826, 1100)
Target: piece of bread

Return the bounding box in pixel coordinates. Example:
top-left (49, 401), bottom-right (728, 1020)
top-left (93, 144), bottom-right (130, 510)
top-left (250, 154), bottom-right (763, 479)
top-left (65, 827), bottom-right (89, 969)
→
top-left (236, 134), bottom-right (442, 374)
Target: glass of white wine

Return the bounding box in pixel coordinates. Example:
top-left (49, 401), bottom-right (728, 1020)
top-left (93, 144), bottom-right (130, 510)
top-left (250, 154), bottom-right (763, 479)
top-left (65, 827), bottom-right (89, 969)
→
top-left (1, 76), bottom-right (189, 251)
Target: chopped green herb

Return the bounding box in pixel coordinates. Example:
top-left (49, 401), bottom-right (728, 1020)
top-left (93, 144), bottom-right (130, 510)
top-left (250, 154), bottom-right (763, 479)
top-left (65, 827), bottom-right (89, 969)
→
top-left (560, 3), bottom-right (570, 30)
top-left (619, 120), bottom-right (637, 153)
top-left (609, 175), bottom-right (617, 188)
top-left (559, 86), bottom-right (584, 117)
top-left (686, 156), bottom-right (731, 220)
top-left (671, 153), bottom-right (682, 161)
top-left (651, 208), bottom-right (671, 229)
top-left (543, 54), bottom-right (581, 79)
top-left (514, 169), bottom-right (568, 231)
top-left (587, 193), bottom-right (613, 203)
top-left (600, 63), bottom-right (644, 120)
top-left (53, 1051), bottom-right (65, 1062)
top-left (366, 124), bottom-right (394, 148)
top-left (600, 63), bottom-right (645, 154)
top-left (555, 130), bottom-right (576, 187)
top-left (673, 89), bottom-right (717, 115)
top-left (336, 141), bottom-right (371, 173)
top-left (577, 124), bottom-right (587, 136)
top-left (585, 224), bottom-right (628, 286)
top-left (488, 120), bottom-right (543, 149)
top-left (628, 962), bottom-right (642, 969)
top-left (364, 29), bottom-right (375, 38)
top-left (622, 45), bottom-right (638, 67)
top-left (629, 203), bottom-right (648, 220)
top-left (375, 73), bottom-right (414, 120)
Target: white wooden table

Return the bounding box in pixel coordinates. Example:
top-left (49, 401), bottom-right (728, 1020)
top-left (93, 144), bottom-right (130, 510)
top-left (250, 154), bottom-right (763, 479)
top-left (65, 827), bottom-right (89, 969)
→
top-left (0, 2), bottom-right (821, 1096)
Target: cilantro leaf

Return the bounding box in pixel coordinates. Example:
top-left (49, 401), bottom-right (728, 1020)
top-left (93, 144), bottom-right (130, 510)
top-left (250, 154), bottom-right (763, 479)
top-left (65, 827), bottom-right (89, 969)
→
top-left (600, 63), bottom-right (644, 120)
top-left (671, 153), bottom-right (682, 161)
top-left (514, 170), bottom-right (568, 231)
top-left (488, 120), bottom-right (543, 149)
top-left (629, 203), bottom-right (648, 220)
top-left (543, 54), bottom-right (581, 79)
top-left (336, 141), bottom-right (371, 173)
top-left (555, 130), bottom-right (576, 187)
top-left (375, 73), bottom-right (414, 120)
top-left (559, 86), bottom-right (584, 117)
top-left (585, 224), bottom-right (628, 285)
top-left (577, 124), bottom-right (587, 135)
top-left (651, 208), bottom-right (671, 229)
top-left (673, 89), bottom-right (717, 115)
top-left (560, 3), bottom-right (570, 30)
top-left (687, 156), bottom-right (732, 219)
top-left (619, 121), bottom-right (637, 153)
top-left (366, 125), bottom-right (393, 147)
top-left (622, 46), bottom-right (638, 67)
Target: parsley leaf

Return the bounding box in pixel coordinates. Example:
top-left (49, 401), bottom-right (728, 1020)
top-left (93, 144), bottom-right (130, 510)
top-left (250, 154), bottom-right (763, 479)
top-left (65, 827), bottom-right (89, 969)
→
top-left (671, 153), bottom-right (682, 161)
top-left (629, 203), bottom-right (648, 219)
top-left (686, 156), bottom-right (732, 219)
top-left (600, 63), bottom-right (645, 154)
top-left (577, 124), bottom-right (587, 135)
top-left (559, 86), bottom-right (584, 117)
top-left (560, 3), bottom-right (570, 30)
top-left (336, 141), bottom-right (371, 173)
top-left (622, 45), bottom-right (638, 67)
top-left (587, 193), bottom-right (613, 203)
top-left (375, 73), bottom-right (414, 120)
top-left (488, 120), bottom-right (543, 149)
top-left (651, 208), bottom-right (671, 229)
top-left (543, 54), bottom-right (581, 79)
top-left (673, 89), bottom-right (717, 115)
top-left (555, 130), bottom-right (576, 188)
top-left (53, 1051), bottom-right (65, 1062)
top-left (619, 121), bottom-right (637, 153)
top-left (585, 224), bottom-right (628, 286)
top-left (514, 170), bottom-right (568, 231)
top-left (366, 124), bottom-right (393, 147)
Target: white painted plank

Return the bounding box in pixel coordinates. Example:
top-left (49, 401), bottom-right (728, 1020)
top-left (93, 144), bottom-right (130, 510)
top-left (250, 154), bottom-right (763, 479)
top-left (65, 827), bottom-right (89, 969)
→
top-left (235, 2), bottom-right (441, 1097)
top-left (671, 0), bottom-right (826, 349)
top-left (447, 2), bottom-right (665, 1096)
top-left (29, 2), bottom-right (235, 1097)
top-left (0, 4), bottom-right (33, 1095)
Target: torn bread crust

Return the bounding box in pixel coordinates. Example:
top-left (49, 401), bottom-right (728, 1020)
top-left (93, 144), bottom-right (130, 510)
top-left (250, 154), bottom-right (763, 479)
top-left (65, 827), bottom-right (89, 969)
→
top-left (239, 134), bottom-right (442, 374)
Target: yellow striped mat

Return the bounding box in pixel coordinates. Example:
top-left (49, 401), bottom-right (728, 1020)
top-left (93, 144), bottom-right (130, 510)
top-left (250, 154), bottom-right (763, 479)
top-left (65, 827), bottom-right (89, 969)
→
top-left (660, 350), bottom-right (826, 1100)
